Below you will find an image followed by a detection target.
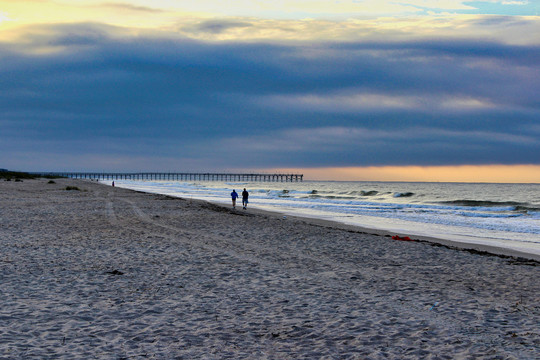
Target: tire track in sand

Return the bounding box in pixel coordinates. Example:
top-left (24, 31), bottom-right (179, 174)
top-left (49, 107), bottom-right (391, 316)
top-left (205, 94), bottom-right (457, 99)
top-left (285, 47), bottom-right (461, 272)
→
top-left (99, 191), bottom-right (479, 342)
top-left (113, 197), bottom-right (292, 269)
top-left (105, 191), bottom-right (118, 224)
top-left (124, 197), bottom-right (477, 327)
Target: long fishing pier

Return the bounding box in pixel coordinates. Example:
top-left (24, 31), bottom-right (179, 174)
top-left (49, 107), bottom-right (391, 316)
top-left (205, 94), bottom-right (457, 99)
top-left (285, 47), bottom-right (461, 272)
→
top-left (38, 172), bottom-right (303, 182)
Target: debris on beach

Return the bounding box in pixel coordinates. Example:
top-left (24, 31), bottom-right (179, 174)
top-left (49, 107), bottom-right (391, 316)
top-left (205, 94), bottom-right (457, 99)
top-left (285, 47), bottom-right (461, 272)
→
top-left (392, 235), bottom-right (414, 241)
top-left (106, 269), bottom-right (124, 275)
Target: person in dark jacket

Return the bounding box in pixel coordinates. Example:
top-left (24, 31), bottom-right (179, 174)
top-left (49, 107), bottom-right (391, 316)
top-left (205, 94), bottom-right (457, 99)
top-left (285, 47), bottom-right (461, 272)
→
top-left (242, 188), bottom-right (249, 210)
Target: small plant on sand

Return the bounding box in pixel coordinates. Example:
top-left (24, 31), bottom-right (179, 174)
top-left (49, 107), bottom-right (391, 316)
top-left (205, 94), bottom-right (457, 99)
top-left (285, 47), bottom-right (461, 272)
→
top-left (65, 186), bottom-right (81, 191)
top-left (48, 180), bottom-right (56, 184)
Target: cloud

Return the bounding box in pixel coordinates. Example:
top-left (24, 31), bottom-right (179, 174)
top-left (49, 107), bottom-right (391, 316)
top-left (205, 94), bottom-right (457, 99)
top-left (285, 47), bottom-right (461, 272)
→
top-left (0, 20), bottom-right (539, 171)
top-left (98, 2), bottom-right (165, 13)
top-left (0, 11), bottom-right (14, 24)
top-left (151, 0), bottom-right (486, 18)
top-left (501, 1), bottom-right (529, 5)
top-left (214, 125), bottom-right (539, 166)
top-left (183, 19), bottom-right (254, 34)
top-left (256, 92), bottom-right (502, 113)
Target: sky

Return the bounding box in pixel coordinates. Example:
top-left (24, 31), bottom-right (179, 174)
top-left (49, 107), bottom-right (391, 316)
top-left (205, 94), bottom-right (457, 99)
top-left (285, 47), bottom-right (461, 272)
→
top-left (1, 1), bottom-right (539, 182)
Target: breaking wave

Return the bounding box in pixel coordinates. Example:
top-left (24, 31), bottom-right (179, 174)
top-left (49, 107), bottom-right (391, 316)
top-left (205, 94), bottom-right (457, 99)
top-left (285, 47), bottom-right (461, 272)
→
top-left (394, 192), bottom-right (414, 198)
top-left (440, 200), bottom-right (524, 207)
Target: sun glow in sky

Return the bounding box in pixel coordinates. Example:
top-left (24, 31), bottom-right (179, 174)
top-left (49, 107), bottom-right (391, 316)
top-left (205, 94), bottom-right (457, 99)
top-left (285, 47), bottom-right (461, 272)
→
top-left (272, 165), bottom-right (540, 183)
top-left (2, 1), bottom-right (538, 38)
top-left (1, 1), bottom-right (539, 182)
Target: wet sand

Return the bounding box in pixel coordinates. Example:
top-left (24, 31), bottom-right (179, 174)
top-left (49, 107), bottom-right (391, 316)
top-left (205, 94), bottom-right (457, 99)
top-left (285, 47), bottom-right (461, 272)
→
top-left (1, 178), bottom-right (539, 359)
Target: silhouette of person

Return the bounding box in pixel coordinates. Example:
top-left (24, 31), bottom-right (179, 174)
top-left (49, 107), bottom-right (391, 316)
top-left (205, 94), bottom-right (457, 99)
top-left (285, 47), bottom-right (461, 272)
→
top-left (231, 189), bottom-right (239, 208)
top-left (242, 188), bottom-right (249, 210)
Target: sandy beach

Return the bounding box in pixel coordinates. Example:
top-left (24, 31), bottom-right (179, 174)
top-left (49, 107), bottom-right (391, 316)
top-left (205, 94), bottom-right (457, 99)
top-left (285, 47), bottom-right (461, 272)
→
top-left (1, 178), bottom-right (539, 359)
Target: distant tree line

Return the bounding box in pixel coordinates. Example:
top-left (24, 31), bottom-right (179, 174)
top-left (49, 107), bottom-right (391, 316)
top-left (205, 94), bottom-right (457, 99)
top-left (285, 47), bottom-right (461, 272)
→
top-left (0, 170), bottom-right (61, 181)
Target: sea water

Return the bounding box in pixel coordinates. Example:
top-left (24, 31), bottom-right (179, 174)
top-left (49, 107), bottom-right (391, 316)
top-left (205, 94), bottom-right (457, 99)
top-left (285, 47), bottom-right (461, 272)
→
top-left (106, 180), bottom-right (540, 257)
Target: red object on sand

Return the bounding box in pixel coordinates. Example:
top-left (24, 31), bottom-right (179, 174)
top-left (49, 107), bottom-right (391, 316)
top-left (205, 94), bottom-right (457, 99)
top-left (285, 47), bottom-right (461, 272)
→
top-left (392, 235), bottom-right (413, 241)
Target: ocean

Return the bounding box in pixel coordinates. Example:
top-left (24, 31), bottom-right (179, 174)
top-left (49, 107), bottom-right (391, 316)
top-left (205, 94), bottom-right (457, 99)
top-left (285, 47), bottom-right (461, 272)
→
top-left (105, 179), bottom-right (540, 257)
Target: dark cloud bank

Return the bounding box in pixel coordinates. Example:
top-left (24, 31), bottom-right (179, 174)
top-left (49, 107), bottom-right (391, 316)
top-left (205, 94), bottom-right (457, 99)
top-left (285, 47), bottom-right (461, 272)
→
top-left (1, 23), bottom-right (539, 171)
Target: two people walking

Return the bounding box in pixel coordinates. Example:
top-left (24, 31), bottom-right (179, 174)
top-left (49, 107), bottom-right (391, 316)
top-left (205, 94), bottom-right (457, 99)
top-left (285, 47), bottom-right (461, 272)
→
top-left (231, 188), bottom-right (249, 209)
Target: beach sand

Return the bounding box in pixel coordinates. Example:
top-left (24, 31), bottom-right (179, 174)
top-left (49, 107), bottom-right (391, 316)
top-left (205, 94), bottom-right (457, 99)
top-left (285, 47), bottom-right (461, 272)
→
top-left (1, 178), bottom-right (539, 359)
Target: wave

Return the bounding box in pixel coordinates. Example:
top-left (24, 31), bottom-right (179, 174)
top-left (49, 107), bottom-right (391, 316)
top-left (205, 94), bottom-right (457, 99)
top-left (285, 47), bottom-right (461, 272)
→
top-left (346, 190), bottom-right (379, 196)
top-left (278, 190), bottom-right (291, 198)
top-left (305, 195), bottom-right (356, 200)
top-left (456, 211), bottom-right (524, 219)
top-left (394, 192), bottom-right (414, 198)
top-left (440, 200), bottom-right (527, 208)
top-left (515, 205), bottom-right (540, 213)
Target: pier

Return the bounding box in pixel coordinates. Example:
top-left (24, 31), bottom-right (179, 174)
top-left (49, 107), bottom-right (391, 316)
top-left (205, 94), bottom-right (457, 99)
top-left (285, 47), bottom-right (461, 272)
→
top-left (37, 172), bottom-right (303, 182)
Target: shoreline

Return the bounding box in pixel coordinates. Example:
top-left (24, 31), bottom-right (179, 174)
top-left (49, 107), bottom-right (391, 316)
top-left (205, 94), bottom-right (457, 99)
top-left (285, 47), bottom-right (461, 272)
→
top-left (118, 180), bottom-right (540, 262)
top-left (2, 177), bottom-right (539, 358)
top-left (240, 208), bottom-right (540, 263)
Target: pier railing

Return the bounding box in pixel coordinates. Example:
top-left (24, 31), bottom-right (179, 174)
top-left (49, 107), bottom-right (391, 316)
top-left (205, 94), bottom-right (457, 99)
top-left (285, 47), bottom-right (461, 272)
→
top-left (36, 172), bottom-right (303, 182)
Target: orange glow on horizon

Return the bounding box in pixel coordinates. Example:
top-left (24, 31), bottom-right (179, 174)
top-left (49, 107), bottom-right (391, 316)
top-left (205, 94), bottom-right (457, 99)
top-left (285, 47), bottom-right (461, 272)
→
top-left (266, 165), bottom-right (540, 183)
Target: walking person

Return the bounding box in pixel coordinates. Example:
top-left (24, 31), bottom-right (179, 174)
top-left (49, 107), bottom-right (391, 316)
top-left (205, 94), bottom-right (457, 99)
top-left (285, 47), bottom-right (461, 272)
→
top-left (231, 189), bottom-right (239, 209)
top-left (242, 188), bottom-right (249, 210)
